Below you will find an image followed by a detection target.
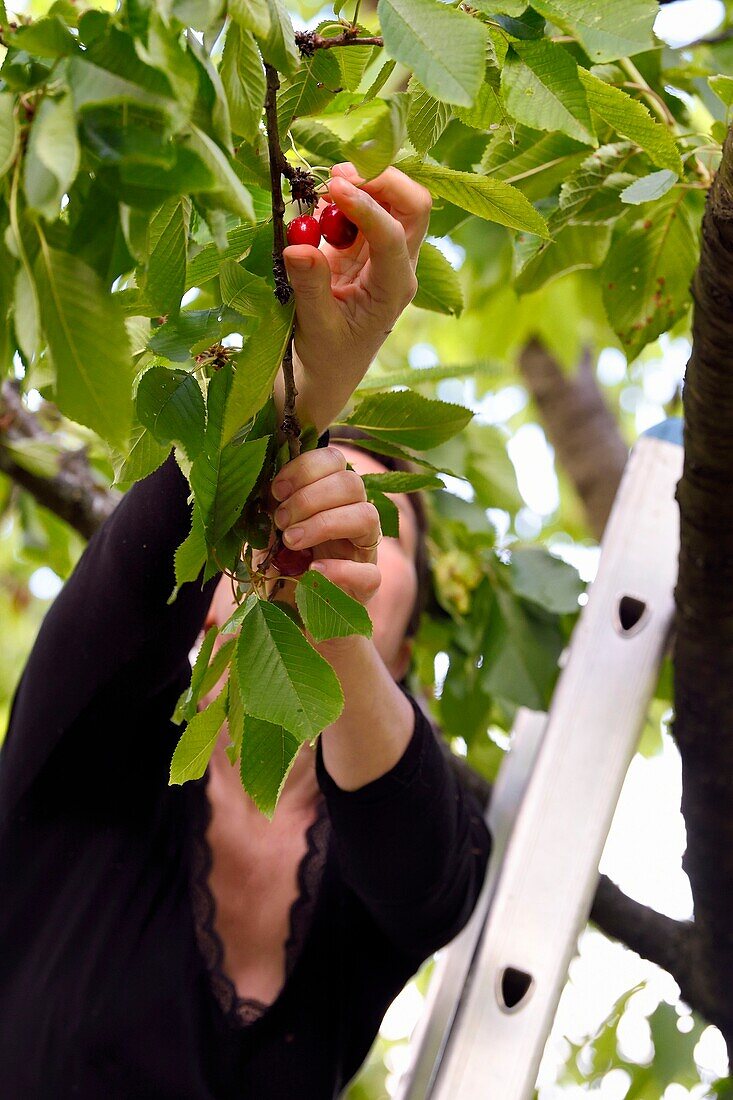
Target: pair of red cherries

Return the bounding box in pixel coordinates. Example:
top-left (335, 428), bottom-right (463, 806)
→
top-left (286, 203), bottom-right (358, 250)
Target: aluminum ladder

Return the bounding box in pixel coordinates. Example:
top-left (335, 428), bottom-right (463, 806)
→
top-left (395, 418), bottom-right (684, 1100)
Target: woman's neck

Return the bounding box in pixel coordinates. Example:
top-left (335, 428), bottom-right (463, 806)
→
top-left (208, 732), bottom-right (321, 823)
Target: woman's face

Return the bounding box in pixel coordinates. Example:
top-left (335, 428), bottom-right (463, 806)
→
top-left (203, 444), bottom-right (419, 680)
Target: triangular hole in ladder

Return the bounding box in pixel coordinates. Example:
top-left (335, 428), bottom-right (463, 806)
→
top-left (499, 966), bottom-right (533, 1009)
top-left (618, 595), bottom-right (647, 633)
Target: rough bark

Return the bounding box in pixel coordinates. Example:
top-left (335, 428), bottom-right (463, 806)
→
top-left (672, 124), bottom-right (733, 1058)
top-left (0, 380), bottom-right (118, 539)
top-left (518, 338), bottom-right (629, 540)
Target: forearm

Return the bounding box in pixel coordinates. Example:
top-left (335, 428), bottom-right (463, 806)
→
top-left (273, 347), bottom-right (369, 438)
top-left (316, 635), bottom-right (415, 791)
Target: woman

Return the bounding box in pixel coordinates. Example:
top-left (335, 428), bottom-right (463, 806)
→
top-left (0, 164), bottom-right (492, 1098)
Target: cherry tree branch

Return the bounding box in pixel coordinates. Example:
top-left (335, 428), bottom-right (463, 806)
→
top-left (295, 29), bottom-right (383, 56)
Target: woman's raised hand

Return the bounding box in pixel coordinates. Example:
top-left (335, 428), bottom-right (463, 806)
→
top-left (278, 163), bottom-right (432, 432)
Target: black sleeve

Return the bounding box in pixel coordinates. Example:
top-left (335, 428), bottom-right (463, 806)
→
top-left (315, 692), bottom-right (493, 961)
top-left (0, 451), bottom-right (220, 820)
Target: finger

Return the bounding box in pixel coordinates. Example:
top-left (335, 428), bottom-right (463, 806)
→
top-left (282, 245), bottom-right (344, 342)
top-left (281, 501), bottom-right (381, 553)
top-left (310, 559), bottom-right (381, 606)
top-left (330, 162), bottom-right (432, 267)
top-left (271, 446), bottom-right (347, 503)
top-left (325, 176), bottom-right (418, 309)
top-left (273, 468), bottom-right (366, 530)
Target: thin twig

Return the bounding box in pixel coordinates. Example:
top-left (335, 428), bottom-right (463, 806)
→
top-left (295, 28), bottom-right (383, 56)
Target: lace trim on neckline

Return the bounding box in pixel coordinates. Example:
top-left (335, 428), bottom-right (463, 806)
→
top-left (186, 772), bottom-right (330, 1030)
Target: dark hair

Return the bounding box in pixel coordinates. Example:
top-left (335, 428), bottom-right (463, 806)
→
top-left (329, 425), bottom-right (431, 638)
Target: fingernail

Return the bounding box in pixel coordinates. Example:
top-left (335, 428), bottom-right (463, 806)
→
top-left (310, 562), bottom-right (327, 574)
top-left (285, 252), bottom-right (316, 269)
top-left (271, 480), bottom-right (291, 501)
top-left (284, 527), bottom-right (303, 547)
top-left (274, 505), bottom-right (290, 527)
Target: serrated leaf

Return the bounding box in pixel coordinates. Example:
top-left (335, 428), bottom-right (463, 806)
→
top-left (377, 0), bottom-right (487, 107)
top-left (136, 365), bottom-right (206, 459)
top-left (112, 423), bottom-right (169, 488)
top-left (186, 222), bottom-right (260, 289)
top-left (226, 668), bottom-right (245, 764)
top-left (620, 170), bottom-right (677, 205)
top-left (288, 118), bottom-right (346, 166)
top-left (501, 39), bottom-right (595, 146)
top-left (343, 93), bottom-right (408, 179)
top-left (169, 687), bottom-right (227, 784)
top-left (395, 154), bottom-right (550, 238)
top-left (406, 77), bottom-right (451, 155)
top-left (219, 258), bottom-right (272, 315)
top-left (33, 239), bottom-right (134, 448)
top-left (185, 125), bottom-right (256, 222)
top-left (229, 0), bottom-right (271, 38)
top-left (578, 68), bottom-right (683, 175)
top-left (0, 94), bottom-right (19, 180)
top-left (145, 197), bottom-right (190, 316)
top-left (24, 90), bottom-right (80, 222)
top-left (68, 56), bottom-right (180, 122)
top-left (481, 583), bottom-right (564, 710)
top-left (709, 74), bottom-right (733, 107)
top-left (464, 424), bottom-right (522, 512)
top-left (529, 0), bottom-right (657, 64)
top-left (414, 240), bottom-right (463, 316)
top-left (173, 501), bottom-right (207, 590)
top-left (11, 15), bottom-right (78, 58)
top-left (221, 22), bottom-right (266, 143)
top-left (191, 434), bottom-right (268, 544)
top-left (240, 715), bottom-right (300, 818)
top-left (601, 193), bottom-right (697, 360)
top-left (346, 389), bottom-right (473, 450)
top-left (356, 360), bottom-right (504, 392)
top-left (296, 570), bottom-right (373, 642)
top-left (255, 0), bottom-right (300, 78)
top-left (237, 599), bottom-right (344, 740)
top-left (480, 125), bottom-right (588, 201)
top-left (277, 49), bottom-right (341, 135)
top-left (514, 221), bottom-right (612, 293)
top-left (174, 624), bottom-right (218, 724)
top-left (222, 295), bottom-right (294, 444)
top-left (148, 306), bottom-right (252, 361)
top-left (453, 67), bottom-right (506, 132)
top-left (361, 470), bottom-right (442, 492)
top-left (330, 430), bottom-right (459, 477)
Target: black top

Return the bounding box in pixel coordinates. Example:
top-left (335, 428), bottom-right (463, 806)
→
top-left (0, 451), bottom-right (492, 1100)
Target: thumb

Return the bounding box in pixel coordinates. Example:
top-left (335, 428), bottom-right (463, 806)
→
top-left (283, 246), bottom-right (341, 336)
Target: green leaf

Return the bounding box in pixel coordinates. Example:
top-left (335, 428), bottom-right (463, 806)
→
top-left (377, 0), bottom-right (488, 107)
top-left (365, 485), bottom-right (400, 537)
top-left (255, 0), bottom-right (301, 78)
top-left (11, 15), bottom-right (78, 58)
top-left (481, 583), bottom-right (564, 710)
top-left (620, 170), bottom-right (678, 205)
top-left (530, 0), bottom-right (656, 63)
top-left (507, 546), bottom-right (584, 614)
top-left (24, 90), bottom-right (80, 222)
top-left (288, 118), bottom-right (346, 166)
top-left (464, 425), bottom-right (522, 512)
top-left (219, 259), bottom-right (273, 316)
top-left (362, 470), bottom-right (442, 492)
top-left (169, 687), bottom-right (227, 784)
top-left (112, 423), bottom-right (170, 488)
top-left (148, 306), bottom-right (252, 361)
top-left (237, 599), bottom-right (344, 740)
top-left (136, 365), bottom-right (206, 459)
top-left (145, 197), bottom-right (190, 317)
top-left (221, 22), bottom-right (266, 143)
top-left (395, 154), bottom-right (551, 238)
top-left (173, 502), bottom-right (208, 590)
top-left (191, 434), bottom-right (268, 544)
top-left (601, 193), bottom-right (698, 361)
top-left (68, 56), bottom-right (180, 122)
top-left (226, 667), bottom-right (245, 764)
top-left (33, 239), bottom-right (134, 448)
top-left (406, 76), bottom-right (452, 155)
top-left (277, 49), bottom-right (342, 135)
top-left (321, 22), bottom-right (375, 93)
top-left (296, 570), bottom-right (373, 642)
top-left (453, 67), bottom-right (506, 132)
top-left (514, 221), bottom-right (612, 293)
top-left (229, 0), bottom-right (271, 38)
top-left (222, 295), bottom-right (295, 444)
top-left (577, 68), bottom-right (683, 175)
top-left (0, 94), bottom-right (19, 180)
top-left (173, 624), bottom-right (218, 724)
top-left (343, 93), bottom-right (409, 179)
top-left (709, 74), bottom-right (733, 107)
top-left (186, 222), bottom-right (259, 289)
top-left (346, 389), bottom-right (473, 450)
top-left (414, 240), bottom-right (464, 316)
top-left (501, 39), bottom-right (595, 146)
top-left (240, 715), bottom-right (300, 818)
top-left (184, 125), bottom-right (256, 222)
top-left (330, 430), bottom-right (459, 477)
top-left (480, 124), bottom-right (588, 201)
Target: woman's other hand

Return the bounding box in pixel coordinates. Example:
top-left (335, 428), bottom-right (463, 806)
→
top-left (276, 163), bottom-right (432, 434)
top-left (268, 446), bottom-right (382, 607)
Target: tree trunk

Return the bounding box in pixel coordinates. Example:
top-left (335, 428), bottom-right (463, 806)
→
top-left (672, 125), bottom-right (733, 1060)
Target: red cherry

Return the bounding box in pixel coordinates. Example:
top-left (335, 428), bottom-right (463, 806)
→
top-left (286, 215), bottom-right (321, 248)
top-left (319, 203), bottom-right (359, 250)
top-left (271, 545), bottom-right (314, 577)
